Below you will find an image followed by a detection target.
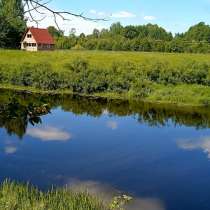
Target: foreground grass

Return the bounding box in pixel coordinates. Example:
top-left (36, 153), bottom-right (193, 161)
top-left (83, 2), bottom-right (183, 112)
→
top-left (0, 180), bottom-right (107, 210)
top-left (2, 50), bottom-right (210, 107)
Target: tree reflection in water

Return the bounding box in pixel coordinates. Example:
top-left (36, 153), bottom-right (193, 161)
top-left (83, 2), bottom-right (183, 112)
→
top-left (0, 95), bottom-right (50, 138)
top-left (1, 89), bottom-right (210, 138)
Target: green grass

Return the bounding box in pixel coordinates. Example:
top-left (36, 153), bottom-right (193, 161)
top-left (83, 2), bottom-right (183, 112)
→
top-left (0, 180), bottom-right (107, 210)
top-left (146, 84), bottom-right (210, 106)
top-left (1, 50), bottom-right (210, 69)
top-left (2, 50), bottom-right (210, 107)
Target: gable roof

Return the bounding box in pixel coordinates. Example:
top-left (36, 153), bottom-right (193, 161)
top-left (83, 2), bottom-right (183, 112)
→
top-left (22, 27), bottom-right (54, 44)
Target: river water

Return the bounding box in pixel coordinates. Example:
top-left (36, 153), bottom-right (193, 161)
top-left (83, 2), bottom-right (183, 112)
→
top-left (1, 89), bottom-right (210, 210)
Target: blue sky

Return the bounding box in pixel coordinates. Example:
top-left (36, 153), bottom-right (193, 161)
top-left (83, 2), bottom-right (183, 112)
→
top-left (31, 0), bottom-right (210, 34)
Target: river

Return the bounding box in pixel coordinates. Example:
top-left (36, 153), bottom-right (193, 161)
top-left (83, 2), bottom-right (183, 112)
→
top-left (1, 89), bottom-right (210, 210)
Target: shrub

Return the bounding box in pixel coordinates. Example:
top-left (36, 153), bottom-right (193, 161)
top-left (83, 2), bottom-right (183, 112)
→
top-left (17, 63), bottom-right (35, 86)
top-left (31, 63), bottom-right (61, 90)
top-left (129, 79), bottom-right (153, 98)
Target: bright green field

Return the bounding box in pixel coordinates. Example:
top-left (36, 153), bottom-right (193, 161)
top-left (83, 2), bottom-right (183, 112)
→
top-left (1, 50), bottom-right (210, 69)
top-left (1, 50), bottom-right (210, 107)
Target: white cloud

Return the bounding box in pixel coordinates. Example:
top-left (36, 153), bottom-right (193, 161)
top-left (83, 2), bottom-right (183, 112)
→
top-left (89, 9), bottom-right (106, 17)
top-left (26, 10), bottom-right (106, 35)
top-left (144, 16), bottom-right (156, 21)
top-left (112, 11), bottom-right (136, 18)
top-left (27, 126), bottom-right (71, 142)
top-left (98, 11), bottom-right (106, 16)
top-left (177, 136), bottom-right (210, 159)
top-left (107, 121), bottom-right (118, 130)
top-left (89, 9), bottom-right (97, 14)
top-left (5, 146), bottom-right (17, 155)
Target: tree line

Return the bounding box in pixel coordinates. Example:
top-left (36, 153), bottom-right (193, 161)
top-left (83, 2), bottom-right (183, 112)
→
top-left (51, 22), bottom-right (210, 53)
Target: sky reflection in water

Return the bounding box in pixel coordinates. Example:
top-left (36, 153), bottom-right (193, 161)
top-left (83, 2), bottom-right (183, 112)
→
top-left (1, 90), bottom-right (210, 210)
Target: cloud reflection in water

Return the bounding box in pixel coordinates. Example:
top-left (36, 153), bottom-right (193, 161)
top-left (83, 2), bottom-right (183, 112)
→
top-left (4, 146), bottom-right (17, 155)
top-left (107, 121), bottom-right (118, 130)
top-left (177, 136), bottom-right (210, 159)
top-left (26, 126), bottom-right (71, 142)
top-left (65, 179), bottom-right (165, 210)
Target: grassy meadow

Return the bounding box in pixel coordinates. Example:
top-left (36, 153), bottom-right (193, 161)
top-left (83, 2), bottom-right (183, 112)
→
top-left (1, 50), bottom-right (210, 106)
top-left (1, 50), bottom-right (210, 68)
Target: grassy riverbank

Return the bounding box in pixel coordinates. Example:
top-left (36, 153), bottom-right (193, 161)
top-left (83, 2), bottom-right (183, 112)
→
top-left (1, 50), bottom-right (210, 107)
top-left (1, 83), bottom-right (210, 107)
top-left (0, 180), bottom-right (107, 210)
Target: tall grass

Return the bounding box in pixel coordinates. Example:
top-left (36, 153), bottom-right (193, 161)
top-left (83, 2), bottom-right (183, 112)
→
top-left (0, 180), bottom-right (107, 210)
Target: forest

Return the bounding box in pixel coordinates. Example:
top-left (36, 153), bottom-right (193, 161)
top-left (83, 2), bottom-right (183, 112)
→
top-left (51, 22), bottom-right (210, 53)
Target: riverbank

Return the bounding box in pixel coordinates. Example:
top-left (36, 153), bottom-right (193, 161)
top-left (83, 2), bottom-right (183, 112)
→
top-left (1, 50), bottom-right (210, 107)
top-left (1, 83), bottom-right (210, 107)
top-left (0, 180), bottom-right (107, 210)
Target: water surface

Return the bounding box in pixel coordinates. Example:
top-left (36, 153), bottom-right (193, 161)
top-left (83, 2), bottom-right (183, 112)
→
top-left (1, 90), bottom-right (210, 210)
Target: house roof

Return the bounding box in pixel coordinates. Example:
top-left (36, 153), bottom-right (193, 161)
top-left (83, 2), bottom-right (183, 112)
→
top-left (22, 27), bottom-right (54, 44)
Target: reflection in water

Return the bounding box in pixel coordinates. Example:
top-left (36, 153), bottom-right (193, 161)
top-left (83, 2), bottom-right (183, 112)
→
top-left (1, 89), bottom-right (210, 138)
top-left (67, 179), bottom-right (165, 210)
top-left (107, 121), bottom-right (118, 130)
top-left (1, 89), bottom-right (210, 210)
top-left (4, 146), bottom-right (17, 155)
top-left (178, 136), bottom-right (210, 159)
top-left (26, 126), bottom-right (71, 142)
top-left (0, 92), bottom-right (50, 138)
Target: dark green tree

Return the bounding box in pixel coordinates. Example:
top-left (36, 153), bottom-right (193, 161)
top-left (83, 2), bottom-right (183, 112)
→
top-left (183, 22), bottom-right (210, 42)
top-left (110, 22), bottom-right (123, 36)
top-left (123, 25), bottom-right (139, 39)
top-left (47, 26), bottom-right (64, 38)
top-left (0, 0), bottom-right (26, 48)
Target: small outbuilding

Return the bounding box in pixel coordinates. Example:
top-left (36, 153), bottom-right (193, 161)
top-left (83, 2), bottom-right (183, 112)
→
top-left (21, 27), bottom-right (55, 51)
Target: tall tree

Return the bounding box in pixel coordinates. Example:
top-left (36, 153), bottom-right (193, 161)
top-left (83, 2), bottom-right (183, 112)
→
top-left (47, 26), bottom-right (64, 38)
top-left (110, 22), bottom-right (123, 35)
top-left (183, 22), bottom-right (210, 42)
top-left (0, 0), bottom-right (26, 48)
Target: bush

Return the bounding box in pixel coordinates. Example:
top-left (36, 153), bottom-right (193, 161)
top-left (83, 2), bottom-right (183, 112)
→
top-left (129, 79), bottom-right (153, 98)
top-left (31, 63), bottom-right (61, 90)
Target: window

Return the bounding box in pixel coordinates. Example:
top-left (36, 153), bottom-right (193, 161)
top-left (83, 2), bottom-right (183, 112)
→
top-left (27, 34), bottom-right (32, 38)
top-left (32, 43), bottom-right (36, 47)
top-left (26, 43), bottom-right (33, 47)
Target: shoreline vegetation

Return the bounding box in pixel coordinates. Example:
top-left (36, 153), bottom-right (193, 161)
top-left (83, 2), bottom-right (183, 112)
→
top-left (0, 180), bottom-right (107, 210)
top-left (1, 50), bottom-right (210, 107)
top-left (1, 84), bottom-right (210, 108)
top-left (0, 180), bottom-right (133, 210)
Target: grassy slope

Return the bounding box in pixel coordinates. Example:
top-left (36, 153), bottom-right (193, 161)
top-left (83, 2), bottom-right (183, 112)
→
top-left (1, 50), bottom-right (210, 107)
top-left (0, 180), bottom-right (107, 210)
